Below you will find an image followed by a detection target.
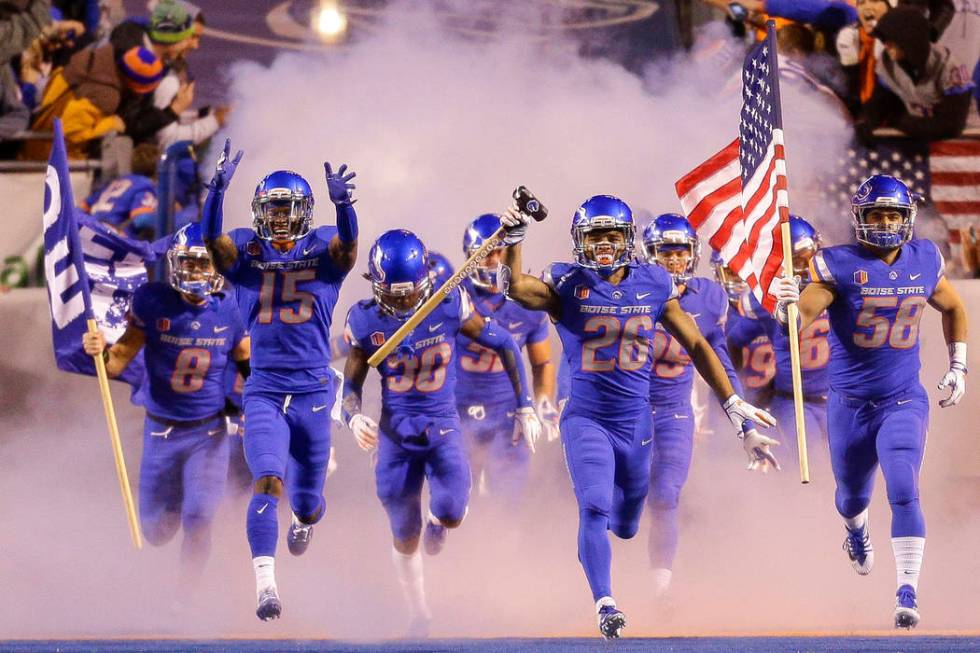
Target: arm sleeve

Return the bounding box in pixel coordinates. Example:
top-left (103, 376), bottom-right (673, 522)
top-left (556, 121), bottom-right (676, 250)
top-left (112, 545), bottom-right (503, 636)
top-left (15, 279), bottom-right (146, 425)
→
top-left (764, 0), bottom-right (856, 29)
top-left (201, 181), bottom-right (226, 240)
top-left (473, 319), bottom-right (534, 409)
top-left (526, 312), bottom-right (550, 345)
top-left (335, 202), bottom-right (358, 243)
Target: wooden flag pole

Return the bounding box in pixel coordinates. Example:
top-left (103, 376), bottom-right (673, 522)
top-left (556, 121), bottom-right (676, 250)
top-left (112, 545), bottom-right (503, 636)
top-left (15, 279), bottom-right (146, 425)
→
top-left (367, 226), bottom-right (507, 368)
top-left (87, 319), bottom-right (143, 548)
top-left (779, 224), bottom-right (810, 484)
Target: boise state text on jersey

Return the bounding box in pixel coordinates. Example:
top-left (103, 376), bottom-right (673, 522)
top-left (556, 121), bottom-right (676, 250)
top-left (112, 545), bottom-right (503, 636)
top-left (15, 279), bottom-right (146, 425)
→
top-left (346, 287), bottom-right (473, 423)
top-left (455, 279), bottom-right (549, 408)
top-left (224, 226), bottom-right (346, 373)
top-left (545, 260), bottom-right (676, 417)
top-left (810, 239), bottom-right (944, 400)
top-left (130, 282), bottom-right (246, 422)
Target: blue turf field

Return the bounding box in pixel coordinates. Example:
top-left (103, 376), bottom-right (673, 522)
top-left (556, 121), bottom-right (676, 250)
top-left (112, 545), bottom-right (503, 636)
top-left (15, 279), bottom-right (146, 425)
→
top-left (2, 638), bottom-right (979, 653)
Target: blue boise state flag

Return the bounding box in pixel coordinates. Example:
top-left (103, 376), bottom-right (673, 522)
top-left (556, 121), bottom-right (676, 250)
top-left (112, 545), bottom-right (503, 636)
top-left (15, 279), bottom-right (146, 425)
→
top-left (43, 120), bottom-right (156, 394)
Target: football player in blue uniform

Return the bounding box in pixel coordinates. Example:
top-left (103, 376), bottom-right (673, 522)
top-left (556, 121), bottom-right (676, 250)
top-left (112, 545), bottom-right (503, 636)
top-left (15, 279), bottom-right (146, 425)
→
top-left (456, 214), bottom-right (558, 503)
top-left (82, 223), bottom-right (249, 591)
top-left (737, 216), bottom-right (832, 455)
top-left (81, 143), bottom-right (160, 239)
top-left (712, 251), bottom-right (775, 408)
top-left (500, 195), bottom-right (777, 639)
top-left (200, 140), bottom-right (358, 620)
top-left (774, 175), bottom-right (968, 629)
top-left (427, 250), bottom-right (455, 287)
top-left (341, 230), bottom-right (540, 635)
top-left (640, 213), bottom-right (771, 596)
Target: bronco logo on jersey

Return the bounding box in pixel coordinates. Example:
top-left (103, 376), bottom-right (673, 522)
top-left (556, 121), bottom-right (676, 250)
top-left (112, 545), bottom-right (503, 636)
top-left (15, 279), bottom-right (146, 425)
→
top-left (247, 241), bottom-right (261, 256)
top-left (574, 285), bottom-right (590, 300)
top-left (371, 331), bottom-right (386, 346)
top-left (156, 318), bottom-right (171, 331)
top-left (853, 270), bottom-right (868, 285)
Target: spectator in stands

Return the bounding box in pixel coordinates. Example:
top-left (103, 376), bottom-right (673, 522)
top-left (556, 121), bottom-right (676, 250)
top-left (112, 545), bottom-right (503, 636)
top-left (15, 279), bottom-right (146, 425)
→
top-left (153, 3), bottom-right (229, 148)
top-left (899, 0), bottom-right (955, 41)
top-left (80, 141), bottom-right (159, 238)
top-left (857, 6), bottom-right (974, 141)
top-left (18, 15), bottom-right (87, 110)
top-left (777, 22), bottom-right (852, 120)
top-left (23, 44), bottom-right (164, 159)
top-left (109, 0), bottom-right (195, 146)
top-left (0, 0), bottom-right (50, 151)
top-left (837, 0), bottom-right (891, 116)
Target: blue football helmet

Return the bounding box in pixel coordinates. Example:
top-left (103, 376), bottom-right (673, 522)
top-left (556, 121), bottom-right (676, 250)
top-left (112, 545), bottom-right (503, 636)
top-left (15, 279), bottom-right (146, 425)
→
top-left (642, 213), bottom-right (701, 284)
top-left (789, 215), bottom-right (821, 282)
top-left (427, 250), bottom-right (455, 287)
top-left (710, 249), bottom-right (746, 304)
top-left (368, 229), bottom-right (431, 320)
top-left (851, 174), bottom-right (916, 249)
top-left (168, 222), bottom-right (221, 299)
top-left (571, 195), bottom-right (635, 273)
top-left (463, 213), bottom-right (508, 290)
top-left (251, 170), bottom-right (314, 241)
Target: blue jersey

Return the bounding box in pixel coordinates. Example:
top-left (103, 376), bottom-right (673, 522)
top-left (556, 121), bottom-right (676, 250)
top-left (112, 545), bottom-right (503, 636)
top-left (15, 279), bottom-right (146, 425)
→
top-left (83, 174), bottom-right (157, 236)
top-left (224, 226), bottom-right (347, 389)
top-left (544, 261), bottom-right (676, 417)
top-left (725, 303), bottom-right (775, 397)
top-left (130, 283), bottom-right (245, 422)
top-left (455, 280), bottom-right (549, 407)
top-left (809, 239), bottom-right (944, 400)
top-left (345, 288), bottom-right (474, 419)
top-left (740, 292), bottom-right (831, 397)
top-left (649, 277), bottom-right (735, 405)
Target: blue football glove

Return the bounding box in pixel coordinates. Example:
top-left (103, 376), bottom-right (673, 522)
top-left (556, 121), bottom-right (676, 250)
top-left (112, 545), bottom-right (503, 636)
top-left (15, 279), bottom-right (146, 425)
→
top-left (325, 162), bottom-right (357, 205)
top-left (207, 138), bottom-right (243, 193)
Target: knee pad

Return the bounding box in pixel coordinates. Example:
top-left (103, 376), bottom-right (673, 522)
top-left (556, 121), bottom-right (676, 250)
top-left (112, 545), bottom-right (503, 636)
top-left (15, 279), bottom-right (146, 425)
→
top-left (290, 492), bottom-right (325, 524)
top-left (430, 494), bottom-right (467, 527)
top-left (578, 484), bottom-right (612, 517)
top-left (648, 483), bottom-right (681, 512)
top-left (835, 491), bottom-right (872, 519)
top-left (143, 511), bottom-right (180, 546)
top-left (385, 500), bottom-right (423, 542)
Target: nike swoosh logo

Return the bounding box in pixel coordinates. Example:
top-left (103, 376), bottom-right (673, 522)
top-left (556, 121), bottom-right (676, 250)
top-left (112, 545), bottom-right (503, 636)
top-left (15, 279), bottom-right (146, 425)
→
top-left (673, 414), bottom-right (689, 420)
top-left (689, 313), bottom-right (701, 319)
top-left (303, 247), bottom-right (315, 256)
top-left (439, 428), bottom-right (454, 435)
top-left (207, 428), bottom-right (224, 436)
top-left (897, 399), bottom-right (913, 405)
top-left (256, 503), bottom-right (269, 514)
top-left (508, 321), bottom-right (523, 329)
top-left (150, 427), bottom-right (173, 437)
top-left (214, 326), bottom-right (229, 333)
top-left (312, 405), bottom-right (327, 412)
top-left (428, 322), bottom-right (443, 332)
top-left (909, 273), bottom-right (921, 280)
top-left (636, 292), bottom-right (651, 300)
top-left (641, 437), bottom-right (653, 445)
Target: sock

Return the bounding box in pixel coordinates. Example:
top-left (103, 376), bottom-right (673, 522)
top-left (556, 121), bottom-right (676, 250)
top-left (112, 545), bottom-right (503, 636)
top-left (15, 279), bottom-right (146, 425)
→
top-left (652, 568), bottom-right (673, 597)
top-left (595, 596), bottom-right (616, 613)
top-left (843, 508), bottom-right (868, 532)
top-left (247, 493), bottom-right (279, 558)
top-left (253, 556), bottom-right (276, 596)
top-left (892, 536), bottom-right (925, 590)
top-left (579, 508), bottom-right (613, 602)
top-left (391, 547), bottom-right (430, 619)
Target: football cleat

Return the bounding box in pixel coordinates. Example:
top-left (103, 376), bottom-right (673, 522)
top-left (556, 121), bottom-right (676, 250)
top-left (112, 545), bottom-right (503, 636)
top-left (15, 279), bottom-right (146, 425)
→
top-left (287, 514), bottom-right (314, 556)
top-left (256, 586), bottom-right (282, 621)
top-left (598, 605), bottom-right (627, 640)
top-left (894, 584), bottom-right (919, 629)
top-left (843, 522), bottom-right (874, 575)
top-left (423, 519), bottom-right (447, 556)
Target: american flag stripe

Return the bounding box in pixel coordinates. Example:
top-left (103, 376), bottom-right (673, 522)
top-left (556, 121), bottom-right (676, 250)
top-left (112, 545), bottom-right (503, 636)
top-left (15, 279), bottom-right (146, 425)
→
top-left (929, 138), bottom-right (980, 228)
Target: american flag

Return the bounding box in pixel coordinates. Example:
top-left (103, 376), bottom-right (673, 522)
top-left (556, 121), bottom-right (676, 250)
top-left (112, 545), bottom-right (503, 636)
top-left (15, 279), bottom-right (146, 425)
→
top-left (675, 22), bottom-right (788, 312)
top-left (930, 138), bottom-right (980, 231)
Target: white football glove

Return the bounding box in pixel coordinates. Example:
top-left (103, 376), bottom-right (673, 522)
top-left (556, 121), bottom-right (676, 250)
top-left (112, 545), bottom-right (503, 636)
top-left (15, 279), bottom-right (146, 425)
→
top-left (348, 413), bottom-right (379, 451)
top-left (513, 406), bottom-right (542, 453)
top-left (741, 428), bottom-right (781, 473)
top-left (536, 396), bottom-right (561, 442)
top-left (500, 204), bottom-right (530, 246)
top-left (723, 393), bottom-right (777, 432)
top-left (938, 342), bottom-right (967, 408)
top-left (772, 275), bottom-right (800, 325)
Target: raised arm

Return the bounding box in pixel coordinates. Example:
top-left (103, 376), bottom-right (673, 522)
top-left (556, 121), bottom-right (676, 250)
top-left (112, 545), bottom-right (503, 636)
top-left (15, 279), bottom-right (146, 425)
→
top-left (324, 162), bottom-right (358, 273)
top-left (500, 206), bottom-right (561, 320)
top-left (460, 313), bottom-right (541, 451)
top-left (928, 276), bottom-right (968, 407)
top-left (201, 139), bottom-right (243, 273)
top-left (341, 344), bottom-right (378, 451)
top-left (81, 323), bottom-right (146, 378)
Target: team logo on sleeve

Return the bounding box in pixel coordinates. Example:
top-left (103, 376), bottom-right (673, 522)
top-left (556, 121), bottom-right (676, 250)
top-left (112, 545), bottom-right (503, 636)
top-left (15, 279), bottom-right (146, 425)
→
top-left (156, 318), bottom-right (171, 331)
top-left (247, 241), bottom-right (261, 256)
top-left (574, 285), bottom-right (590, 300)
top-left (371, 331), bottom-right (386, 346)
top-left (853, 270), bottom-right (868, 285)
